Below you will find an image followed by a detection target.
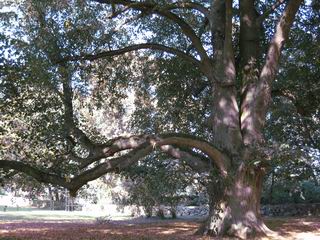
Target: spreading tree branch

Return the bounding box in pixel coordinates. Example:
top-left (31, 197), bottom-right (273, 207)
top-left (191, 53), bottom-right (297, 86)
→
top-left (0, 132), bottom-right (229, 194)
top-left (60, 43), bottom-right (201, 68)
top-left (0, 160), bottom-right (70, 189)
top-left (77, 133), bottom-right (229, 174)
top-left (70, 142), bottom-right (212, 192)
top-left (93, 0), bottom-right (209, 62)
top-left (0, 137), bottom-right (213, 195)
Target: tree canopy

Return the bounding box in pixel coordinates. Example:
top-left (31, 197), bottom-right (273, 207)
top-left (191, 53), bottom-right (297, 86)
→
top-left (0, 0), bottom-right (319, 238)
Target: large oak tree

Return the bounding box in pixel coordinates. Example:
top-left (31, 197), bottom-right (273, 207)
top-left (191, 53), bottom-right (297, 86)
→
top-left (1, 0), bottom-right (319, 238)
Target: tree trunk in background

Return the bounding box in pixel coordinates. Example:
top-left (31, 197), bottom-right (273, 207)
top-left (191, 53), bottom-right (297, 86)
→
top-left (269, 170), bottom-right (275, 204)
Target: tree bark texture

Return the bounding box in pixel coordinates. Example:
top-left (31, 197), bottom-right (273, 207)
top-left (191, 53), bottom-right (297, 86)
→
top-left (199, 0), bottom-right (302, 237)
top-left (198, 160), bottom-right (269, 238)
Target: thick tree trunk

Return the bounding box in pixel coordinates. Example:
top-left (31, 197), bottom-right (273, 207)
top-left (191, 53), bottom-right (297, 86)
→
top-left (197, 163), bottom-right (271, 239)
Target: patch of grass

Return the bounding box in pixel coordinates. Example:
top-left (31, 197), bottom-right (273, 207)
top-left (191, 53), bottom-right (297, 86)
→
top-left (0, 208), bottom-right (99, 222)
top-left (0, 205), bottom-right (37, 212)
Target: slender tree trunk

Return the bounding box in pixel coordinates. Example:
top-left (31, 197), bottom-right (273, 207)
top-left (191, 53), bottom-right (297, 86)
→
top-left (269, 169), bottom-right (275, 204)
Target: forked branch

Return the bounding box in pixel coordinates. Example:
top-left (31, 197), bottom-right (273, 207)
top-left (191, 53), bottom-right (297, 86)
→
top-left (0, 133), bottom-right (229, 194)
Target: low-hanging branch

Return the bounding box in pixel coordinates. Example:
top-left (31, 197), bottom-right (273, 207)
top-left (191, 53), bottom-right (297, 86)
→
top-left (70, 141), bottom-right (212, 193)
top-left (0, 133), bottom-right (219, 195)
top-left (75, 133), bottom-right (229, 174)
top-left (0, 160), bottom-right (71, 189)
top-left (0, 114), bottom-right (231, 194)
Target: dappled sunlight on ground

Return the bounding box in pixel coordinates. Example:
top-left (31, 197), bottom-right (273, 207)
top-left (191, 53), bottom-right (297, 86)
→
top-left (0, 214), bottom-right (319, 239)
top-left (264, 217), bottom-right (320, 240)
top-left (0, 221), bottom-right (202, 240)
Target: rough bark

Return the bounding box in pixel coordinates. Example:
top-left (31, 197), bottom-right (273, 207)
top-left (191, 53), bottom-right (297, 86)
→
top-left (197, 161), bottom-right (270, 239)
top-left (210, 0), bottom-right (243, 155)
top-left (239, 0), bottom-right (263, 145)
top-left (199, 1), bottom-right (302, 237)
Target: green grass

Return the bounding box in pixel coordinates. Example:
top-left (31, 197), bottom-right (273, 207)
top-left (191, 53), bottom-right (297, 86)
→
top-left (0, 205), bottom-right (131, 222)
top-left (0, 205), bottom-right (37, 212)
top-left (0, 205), bottom-right (98, 222)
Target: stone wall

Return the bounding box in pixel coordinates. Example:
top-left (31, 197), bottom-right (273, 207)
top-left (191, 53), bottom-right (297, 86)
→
top-left (260, 203), bottom-right (320, 217)
top-left (176, 205), bottom-right (208, 217)
top-left (161, 203), bottom-right (320, 218)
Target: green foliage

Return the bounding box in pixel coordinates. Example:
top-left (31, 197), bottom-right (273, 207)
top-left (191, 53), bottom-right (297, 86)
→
top-left (0, 0), bottom-right (136, 182)
top-left (267, 4), bottom-right (320, 148)
top-left (262, 151), bottom-right (320, 204)
top-left (299, 181), bottom-right (320, 203)
top-left (77, 175), bottom-right (119, 205)
top-left (117, 154), bottom-right (195, 218)
top-left (262, 180), bottom-right (320, 204)
top-left (261, 4), bottom-right (320, 205)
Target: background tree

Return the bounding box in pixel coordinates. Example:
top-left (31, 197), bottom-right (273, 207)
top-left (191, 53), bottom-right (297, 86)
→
top-left (116, 154), bottom-right (202, 219)
top-left (262, 7), bottom-right (320, 205)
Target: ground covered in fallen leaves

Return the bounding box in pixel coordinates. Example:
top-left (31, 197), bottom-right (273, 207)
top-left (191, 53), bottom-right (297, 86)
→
top-left (0, 217), bottom-right (319, 240)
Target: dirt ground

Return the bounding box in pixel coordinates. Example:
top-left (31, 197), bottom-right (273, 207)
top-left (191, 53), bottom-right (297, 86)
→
top-left (0, 217), bottom-right (319, 240)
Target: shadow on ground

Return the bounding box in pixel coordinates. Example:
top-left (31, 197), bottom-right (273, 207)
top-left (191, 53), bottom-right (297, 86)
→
top-left (0, 216), bottom-right (319, 239)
